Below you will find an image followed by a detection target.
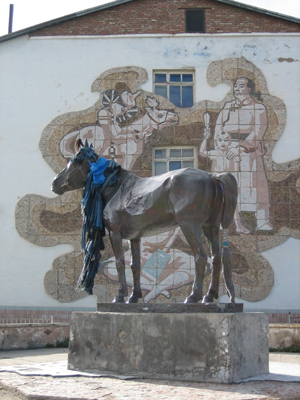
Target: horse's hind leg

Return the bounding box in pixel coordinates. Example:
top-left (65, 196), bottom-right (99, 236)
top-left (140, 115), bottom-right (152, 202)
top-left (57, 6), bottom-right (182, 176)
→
top-left (180, 223), bottom-right (207, 303)
top-left (221, 230), bottom-right (235, 303)
top-left (202, 225), bottom-right (222, 303)
top-left (127, 239), bottom-right (143, 304)
top-left (109, 231), bottom-right (128, 303)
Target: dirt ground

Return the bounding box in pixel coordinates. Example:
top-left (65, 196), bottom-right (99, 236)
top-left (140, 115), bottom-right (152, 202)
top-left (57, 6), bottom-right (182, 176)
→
top-left (0, 387), bottom-right (23, 400)
top-left (1, 349), bottom-right (299, 400)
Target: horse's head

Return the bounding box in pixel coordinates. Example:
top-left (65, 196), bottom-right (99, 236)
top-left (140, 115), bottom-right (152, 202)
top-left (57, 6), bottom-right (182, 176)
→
top-left (52, 139), bottom-right (98, 195)
top-left (164, 109), bottom-right (179, 125)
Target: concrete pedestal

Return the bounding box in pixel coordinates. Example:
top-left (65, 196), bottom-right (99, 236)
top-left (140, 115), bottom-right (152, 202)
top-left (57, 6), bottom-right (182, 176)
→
top-left (68, 308), bottom-right (269, 383)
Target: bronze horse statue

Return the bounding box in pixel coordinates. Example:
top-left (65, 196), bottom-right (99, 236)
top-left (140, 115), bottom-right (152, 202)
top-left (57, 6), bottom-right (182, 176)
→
top-left (52, 140), bottom-right (238, 304)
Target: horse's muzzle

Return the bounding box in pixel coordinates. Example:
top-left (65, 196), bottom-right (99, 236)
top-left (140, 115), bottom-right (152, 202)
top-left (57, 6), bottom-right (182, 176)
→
top-left (52, 183), bottom-right (63, 195)
top-left (51, 176), bottom-right (65, 195)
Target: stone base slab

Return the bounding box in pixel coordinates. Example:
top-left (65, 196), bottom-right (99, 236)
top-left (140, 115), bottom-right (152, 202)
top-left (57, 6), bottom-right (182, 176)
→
top-left (68, 311), bottom-right (269, 383)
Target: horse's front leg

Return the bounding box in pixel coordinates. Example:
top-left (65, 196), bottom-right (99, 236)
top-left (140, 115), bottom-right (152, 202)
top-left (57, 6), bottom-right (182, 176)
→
top-left (127, 238), bottom-right (142, 304)
top-left (109, 231), bottom-right (128, 303)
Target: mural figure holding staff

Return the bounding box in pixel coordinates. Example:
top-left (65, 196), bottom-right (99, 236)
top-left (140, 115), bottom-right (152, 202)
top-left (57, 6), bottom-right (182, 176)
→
top-left (200, 117), bottom-right (249, 233)
top-left (201, 77), bottom-right (273, 233)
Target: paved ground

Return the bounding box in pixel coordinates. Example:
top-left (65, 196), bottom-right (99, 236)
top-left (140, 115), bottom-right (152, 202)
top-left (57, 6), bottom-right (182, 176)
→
top-left (0, 349), bottom-right (299, 400)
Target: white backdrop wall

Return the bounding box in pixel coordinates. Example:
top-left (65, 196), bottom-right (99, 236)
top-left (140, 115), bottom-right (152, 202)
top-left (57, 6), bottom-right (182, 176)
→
top-left (0, 33), bottom-right (299, 308)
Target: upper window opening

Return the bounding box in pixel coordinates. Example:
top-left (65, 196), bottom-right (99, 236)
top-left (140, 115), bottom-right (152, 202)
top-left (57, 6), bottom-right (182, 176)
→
top-left (186, 9), bottom-right (205, 33)
top-left (154, 70), bottom-right (194, 108)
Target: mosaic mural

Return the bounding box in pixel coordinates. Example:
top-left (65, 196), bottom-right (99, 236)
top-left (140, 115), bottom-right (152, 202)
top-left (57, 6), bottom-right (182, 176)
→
top-left (15, 59), bottom-right (300, 303)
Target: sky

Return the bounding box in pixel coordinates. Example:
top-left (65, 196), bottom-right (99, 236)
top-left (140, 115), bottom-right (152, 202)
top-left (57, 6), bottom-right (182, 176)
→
top-left (0, 0), bottom-right (299, 37)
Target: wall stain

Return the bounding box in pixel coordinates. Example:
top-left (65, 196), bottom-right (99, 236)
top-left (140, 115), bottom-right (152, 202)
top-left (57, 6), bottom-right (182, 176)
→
top-left (278, 57), bottom-right (298, 63)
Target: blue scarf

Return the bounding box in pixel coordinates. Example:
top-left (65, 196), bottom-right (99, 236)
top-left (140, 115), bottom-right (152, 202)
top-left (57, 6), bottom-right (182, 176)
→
top-left (90, 157), bottom-right (110, 186)
top-left (77, 158), bottom-right (121, 294)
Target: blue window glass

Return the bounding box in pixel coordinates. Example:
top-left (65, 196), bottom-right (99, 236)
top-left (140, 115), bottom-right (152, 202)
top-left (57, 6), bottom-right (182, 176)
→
top-left (170, 74), bottom-right (181, 82)
top-left (155, 74), bottom-right (167, 82)
top-left (169, 161), bottom-right (181, 171)
top-left (170, 149), bottom-right (181, 158)
top-left (155, 85), bottom-right (167, 99)
top-left (155, 149), bottom-right (166, 158)
top-left (154, 71), bottom-right (194, 108)
top-left (182, 86), bottom-right (193, 107)
top-left (155, 162), bottom-right (167, 175)
top-left (170, 86), bottom-right (181, 107)
top-left (182, 74), bottom-right (193, 82)
top-left (182, 149), bottom-right (194, 157)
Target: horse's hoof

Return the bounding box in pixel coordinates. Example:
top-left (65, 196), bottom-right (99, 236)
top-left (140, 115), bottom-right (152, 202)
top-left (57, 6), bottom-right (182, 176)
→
top-left (112, 295), bottom-right (125, 303)
top-left (134, 290), bottom-right (143, 298)
top-left (127, 294), bottom-right (139, 304)
top-left (202, 294), bottom-right (213, 303)
top-left (202, 289), bottom-right (218, 303)
top-left (226, 291), bottom-right (235, 305)
top-left (184, 293), bottom-right (201, 304)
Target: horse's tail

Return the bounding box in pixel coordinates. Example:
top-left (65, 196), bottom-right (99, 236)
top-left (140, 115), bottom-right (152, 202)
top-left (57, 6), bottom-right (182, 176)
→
top-left (212, 172), bottom-right (238, 303)
top-left (213, 172), bottom-right (238, 230)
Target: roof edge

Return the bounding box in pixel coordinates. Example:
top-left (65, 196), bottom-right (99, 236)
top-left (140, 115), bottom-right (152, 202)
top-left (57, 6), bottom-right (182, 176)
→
top-left (215, 0), bottom-right (300, 24)
top-left (0, 0), bottom-right (299, 44)
top-left (0, 0), bottom-right (135, 43)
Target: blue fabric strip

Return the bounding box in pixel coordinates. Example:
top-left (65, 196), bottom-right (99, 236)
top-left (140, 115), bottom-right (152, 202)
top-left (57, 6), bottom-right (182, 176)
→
top-left (90, 158), bottom-right (110, 186)
top-left (78, 157), bottom-right (121, 294)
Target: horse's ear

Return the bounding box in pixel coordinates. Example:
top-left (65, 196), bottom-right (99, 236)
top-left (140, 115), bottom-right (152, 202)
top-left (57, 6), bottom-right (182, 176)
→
top-left (74, 139), bottom-right (83, 153)
top-left (90, 143), bottom-right (93, 149)
top-left (84, 139), bottom-right (89, 148)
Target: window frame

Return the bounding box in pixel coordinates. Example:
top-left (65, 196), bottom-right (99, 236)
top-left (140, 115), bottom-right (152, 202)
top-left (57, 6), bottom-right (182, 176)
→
top-left (153, 70), bottom-right (195, 108)
top-left (152, 146), bottom-right (198, 176)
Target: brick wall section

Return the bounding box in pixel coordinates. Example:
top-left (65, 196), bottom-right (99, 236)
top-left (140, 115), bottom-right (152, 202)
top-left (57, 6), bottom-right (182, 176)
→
top-left (0, 309), bottom-right (75, 324)
top-left (30, 0), bottom-right (300, 37)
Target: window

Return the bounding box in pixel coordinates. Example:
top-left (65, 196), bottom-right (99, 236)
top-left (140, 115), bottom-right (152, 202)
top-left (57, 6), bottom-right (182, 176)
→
top-left (153, 147), bottom-right (197, 176)
top-left (185, 9), bottom-right (205, 33)
top-left (154, 70), bottom-right (194, 108)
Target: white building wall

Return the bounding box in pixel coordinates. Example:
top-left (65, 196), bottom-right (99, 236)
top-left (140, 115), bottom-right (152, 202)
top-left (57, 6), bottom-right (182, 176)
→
top-left (0, 33), bottom-right (299, 308)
